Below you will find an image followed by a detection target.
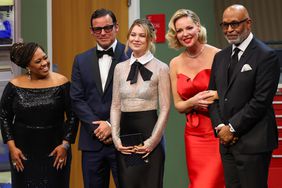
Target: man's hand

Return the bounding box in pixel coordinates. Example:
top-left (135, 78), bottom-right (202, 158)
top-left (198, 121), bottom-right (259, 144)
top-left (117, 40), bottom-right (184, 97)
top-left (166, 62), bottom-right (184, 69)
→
top-left (230, 136), bottom-right (239, 145)
top-left (103, 136), bottom-right (113, 145)
top-left (93, 121), bottom-right (111, 142)
top-left (217, 125), bottom-right (234, 145)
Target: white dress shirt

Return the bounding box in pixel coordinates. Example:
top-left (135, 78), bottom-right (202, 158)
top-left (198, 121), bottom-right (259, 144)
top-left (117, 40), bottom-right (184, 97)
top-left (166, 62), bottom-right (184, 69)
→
top-left (97, 40), bottom-right (117, 92)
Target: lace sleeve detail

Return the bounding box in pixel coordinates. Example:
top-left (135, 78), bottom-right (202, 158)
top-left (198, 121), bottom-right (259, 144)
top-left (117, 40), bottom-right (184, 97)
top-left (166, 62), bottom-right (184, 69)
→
top-left (111, 64), bottom-right (122, 148)
top-left (0, 82), bottom-right (16, 143)
top-left (143, 63), bottom-right (171, 151)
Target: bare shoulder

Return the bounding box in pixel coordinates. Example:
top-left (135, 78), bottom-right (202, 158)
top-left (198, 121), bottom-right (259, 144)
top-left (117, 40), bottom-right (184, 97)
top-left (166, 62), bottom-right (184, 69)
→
top-left (205, 44), bottom-right (221, 54)
top-left (169, 52), bottom-right (184, 69)
top-left (10, 75), bottom-right (27, 86)
top-left (50, 72), bottom-right (69, 85)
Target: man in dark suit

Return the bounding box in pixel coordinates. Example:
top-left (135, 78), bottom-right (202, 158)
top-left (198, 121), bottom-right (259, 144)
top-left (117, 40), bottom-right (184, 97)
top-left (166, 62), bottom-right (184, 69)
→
top-left (209, 4), bottom-right (280, 188)
top-left (70, 9), bottom-right (130, 188)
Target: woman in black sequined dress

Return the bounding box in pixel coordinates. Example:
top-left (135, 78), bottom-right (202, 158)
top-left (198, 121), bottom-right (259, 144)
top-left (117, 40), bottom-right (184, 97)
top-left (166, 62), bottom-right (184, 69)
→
top-left (0, 42), bottom-right (78, 188)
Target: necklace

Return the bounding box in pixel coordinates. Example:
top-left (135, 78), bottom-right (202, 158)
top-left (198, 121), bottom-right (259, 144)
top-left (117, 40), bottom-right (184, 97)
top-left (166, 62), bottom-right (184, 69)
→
top-left (186, 45), bottom-right (205, 58)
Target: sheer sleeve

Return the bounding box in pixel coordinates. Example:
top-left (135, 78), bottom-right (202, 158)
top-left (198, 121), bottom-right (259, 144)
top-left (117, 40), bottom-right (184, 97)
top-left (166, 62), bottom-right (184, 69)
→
top-left (0, 82), bottom-right (16, 143)
top-left (111, 64), bottom-right (122, 148)
top-left (63, 82), bottom-right (79, 143)
top-left (143, 63), bottom-right (171, 151)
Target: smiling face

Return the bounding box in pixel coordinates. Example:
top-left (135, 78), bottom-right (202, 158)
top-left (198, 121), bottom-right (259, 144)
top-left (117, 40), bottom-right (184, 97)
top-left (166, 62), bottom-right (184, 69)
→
top-left (91, 14), bottom-right (119, 49)
top-left (222, 5), bottom-right (251, 45)
top-left (128, 24), bottom-right (149, 58)
top-left (27, 47), bottom-right (50, 79)
top-left (174, 16), bottom-right (200, 48)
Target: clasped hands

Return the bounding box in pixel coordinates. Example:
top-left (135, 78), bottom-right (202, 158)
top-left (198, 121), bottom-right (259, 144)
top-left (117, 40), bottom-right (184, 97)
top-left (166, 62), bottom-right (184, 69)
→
top-left (93, 120), bottom-right (113, 144)
top-left (117, 143), bottom-right (151, 159)
top-left (215, 125), bottom-right (238, 146)
top-left (192, 90), bottom-right (218, 111)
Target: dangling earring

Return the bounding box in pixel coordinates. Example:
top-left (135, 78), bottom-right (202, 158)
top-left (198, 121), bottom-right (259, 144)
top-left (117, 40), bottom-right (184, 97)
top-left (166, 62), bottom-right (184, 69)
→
top-left (26, 68), bottom-right (31, 80)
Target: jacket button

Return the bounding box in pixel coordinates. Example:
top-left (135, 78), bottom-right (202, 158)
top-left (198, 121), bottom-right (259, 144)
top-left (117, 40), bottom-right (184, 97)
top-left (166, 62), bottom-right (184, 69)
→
top-left (224, 98), bottom-right (228, 102)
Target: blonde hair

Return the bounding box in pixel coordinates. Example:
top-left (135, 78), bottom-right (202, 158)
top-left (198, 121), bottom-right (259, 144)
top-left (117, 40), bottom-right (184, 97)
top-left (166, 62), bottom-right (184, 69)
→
top-left (166, 9), bottom-right (207, 49)
top-left (125, 18), bottom-right (156, 53)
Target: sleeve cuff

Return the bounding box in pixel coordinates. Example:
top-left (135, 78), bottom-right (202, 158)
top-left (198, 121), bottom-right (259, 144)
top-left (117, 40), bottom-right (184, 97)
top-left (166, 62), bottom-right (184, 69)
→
top-left (216, 123), bottom-right (225, 129)
top-left (106, 121), bottom-right (111, 127)
top-left (228, 123), bottom-right (236, 132)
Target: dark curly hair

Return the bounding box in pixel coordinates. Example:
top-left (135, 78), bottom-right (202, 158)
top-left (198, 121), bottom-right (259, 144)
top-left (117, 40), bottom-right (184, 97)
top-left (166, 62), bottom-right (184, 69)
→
top-left (10, 42), bottom-right (42, 68)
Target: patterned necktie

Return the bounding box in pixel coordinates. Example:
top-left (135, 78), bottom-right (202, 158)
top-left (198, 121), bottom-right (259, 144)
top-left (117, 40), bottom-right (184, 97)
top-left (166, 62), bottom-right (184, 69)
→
top-left (228, 47), bottom-right (240, 83)
top-left (126, 61), bottom-right (153, 84)
top-left (96, 47), bottom-right (114, 58)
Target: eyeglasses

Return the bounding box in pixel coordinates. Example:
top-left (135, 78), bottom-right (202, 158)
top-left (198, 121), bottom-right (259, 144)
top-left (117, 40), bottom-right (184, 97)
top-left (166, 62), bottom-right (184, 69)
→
top-left (90, 24), bottom-right (115, 34)
top-left (220, 18), bottom-right (248, 30)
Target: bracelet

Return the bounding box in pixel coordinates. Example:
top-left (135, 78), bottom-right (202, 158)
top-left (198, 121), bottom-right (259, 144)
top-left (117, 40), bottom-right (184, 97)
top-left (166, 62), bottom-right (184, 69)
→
top-left (61, 142), bottom-right (70, 150)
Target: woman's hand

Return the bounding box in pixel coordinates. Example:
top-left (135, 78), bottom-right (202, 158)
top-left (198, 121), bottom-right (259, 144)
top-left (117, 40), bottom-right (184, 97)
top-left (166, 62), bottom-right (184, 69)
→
top-left (190, 90), bottom-right (215, 110)
top-left (205, 90), bottom-right (218, 101)
top-left (7, 140), bottom-right (26, 172)
top-left (9, 147), bottom-right (26, 172)
top-left (49, 143), bottom-right (68, 170)
top-left (134, 144), bottom-right (152, 160)
top-left (116, 144), bottom-right (135, 154)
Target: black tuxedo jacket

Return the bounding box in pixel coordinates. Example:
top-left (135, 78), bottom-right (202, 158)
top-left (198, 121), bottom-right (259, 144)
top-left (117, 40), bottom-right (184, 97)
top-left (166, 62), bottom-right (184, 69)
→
top-left (209, 38), bottom-right (280, 154)
top-left (70, 41), bottom-right (130, 151)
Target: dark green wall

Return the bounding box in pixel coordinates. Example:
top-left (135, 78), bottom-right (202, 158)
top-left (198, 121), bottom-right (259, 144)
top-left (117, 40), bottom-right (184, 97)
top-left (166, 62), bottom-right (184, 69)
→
top-left (140, 1), bottom-right (216, 187)
top-left (21, 0), bottom-right (47, 50)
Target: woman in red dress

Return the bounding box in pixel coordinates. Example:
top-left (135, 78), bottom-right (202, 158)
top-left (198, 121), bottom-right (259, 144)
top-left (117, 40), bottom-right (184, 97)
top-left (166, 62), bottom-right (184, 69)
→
top-left (166, 9), bottom-right (225, 188)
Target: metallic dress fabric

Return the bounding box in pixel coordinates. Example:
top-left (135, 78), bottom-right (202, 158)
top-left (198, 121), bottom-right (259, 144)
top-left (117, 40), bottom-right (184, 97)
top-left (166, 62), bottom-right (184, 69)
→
top-left (0, 82), bottom-right (78, 188)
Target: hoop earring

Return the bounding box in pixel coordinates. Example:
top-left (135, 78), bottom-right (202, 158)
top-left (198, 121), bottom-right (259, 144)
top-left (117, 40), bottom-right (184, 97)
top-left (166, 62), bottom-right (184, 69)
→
top-left (26, 68), bottom-right (31, 80)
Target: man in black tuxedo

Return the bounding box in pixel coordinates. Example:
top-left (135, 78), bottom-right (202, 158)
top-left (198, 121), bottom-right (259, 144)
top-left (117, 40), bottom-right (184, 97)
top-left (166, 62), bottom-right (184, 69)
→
top-left (70, 9), bottom-right (130, 188)
top-left (209, 4), bottom-right (280, 188)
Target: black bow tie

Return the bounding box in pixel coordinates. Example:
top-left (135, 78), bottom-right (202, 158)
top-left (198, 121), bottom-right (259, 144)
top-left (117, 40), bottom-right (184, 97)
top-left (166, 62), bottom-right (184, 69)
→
top-left (96, 47), bottom-right (114, 58)
top-left (126, 61), bottom-right (153, 84)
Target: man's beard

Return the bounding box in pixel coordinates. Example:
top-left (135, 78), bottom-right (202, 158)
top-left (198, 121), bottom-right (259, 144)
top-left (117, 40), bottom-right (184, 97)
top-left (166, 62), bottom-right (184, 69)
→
top-left (225, 29), bottom-right (249, 45)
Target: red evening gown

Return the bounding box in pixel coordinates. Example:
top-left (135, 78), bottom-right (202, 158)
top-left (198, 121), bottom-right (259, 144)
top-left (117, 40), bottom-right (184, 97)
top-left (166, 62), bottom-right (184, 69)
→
top-left (177, 69), bottom-right (225, 188)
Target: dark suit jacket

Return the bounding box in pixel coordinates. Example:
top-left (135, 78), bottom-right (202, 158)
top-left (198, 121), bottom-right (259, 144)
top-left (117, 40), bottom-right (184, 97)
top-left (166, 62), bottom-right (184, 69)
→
top-left (70, 41), bottom-right (130, 151)
top-left (209, 37), bottom-right (280, 154)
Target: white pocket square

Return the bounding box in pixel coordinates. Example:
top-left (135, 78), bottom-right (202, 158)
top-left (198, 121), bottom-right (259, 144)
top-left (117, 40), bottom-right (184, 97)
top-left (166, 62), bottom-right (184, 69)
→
top-left (241, 64), bottom-right (252, 72)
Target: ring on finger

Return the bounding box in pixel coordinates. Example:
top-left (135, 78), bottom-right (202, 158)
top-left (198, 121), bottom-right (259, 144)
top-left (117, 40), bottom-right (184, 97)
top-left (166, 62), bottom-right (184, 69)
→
top-left (12, 162), bottom-right (17, 166)
top-left (59, 159), bottom-right (64, 163)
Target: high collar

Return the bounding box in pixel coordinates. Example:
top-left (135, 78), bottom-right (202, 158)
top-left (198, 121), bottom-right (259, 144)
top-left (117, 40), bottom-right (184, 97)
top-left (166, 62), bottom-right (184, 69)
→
top-left (129, 51), bottom-right (154, 65)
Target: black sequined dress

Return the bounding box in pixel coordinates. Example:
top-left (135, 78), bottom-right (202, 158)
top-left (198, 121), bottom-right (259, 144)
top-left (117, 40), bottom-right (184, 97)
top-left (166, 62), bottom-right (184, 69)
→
top-left (0, 82), bottom-right (78, 188)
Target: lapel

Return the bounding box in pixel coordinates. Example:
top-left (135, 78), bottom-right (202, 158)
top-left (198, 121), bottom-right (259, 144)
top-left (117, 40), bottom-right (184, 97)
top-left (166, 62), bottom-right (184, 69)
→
top-left (220, 47), bottom-right (232, 97)
top-left (104, 42), bottom-right (125, 93)
top-left (224, 47), bottom-right (232, 89)
top-left (90, 47), bottom-right (103, 96)
top-left (227, 39), bottom-right (256, 88)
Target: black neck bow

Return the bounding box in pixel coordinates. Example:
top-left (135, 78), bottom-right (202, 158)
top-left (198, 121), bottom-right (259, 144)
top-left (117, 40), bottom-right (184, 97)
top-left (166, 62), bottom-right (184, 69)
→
top-left (96, 47), bottom-right (114, 58)
top-left (126, 61), bottom-right (153, 84)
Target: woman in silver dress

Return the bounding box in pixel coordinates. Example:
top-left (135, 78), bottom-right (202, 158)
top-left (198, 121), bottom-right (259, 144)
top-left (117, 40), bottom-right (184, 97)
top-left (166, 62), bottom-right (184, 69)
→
top-left (111, 19), bottom-right (171, 188)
